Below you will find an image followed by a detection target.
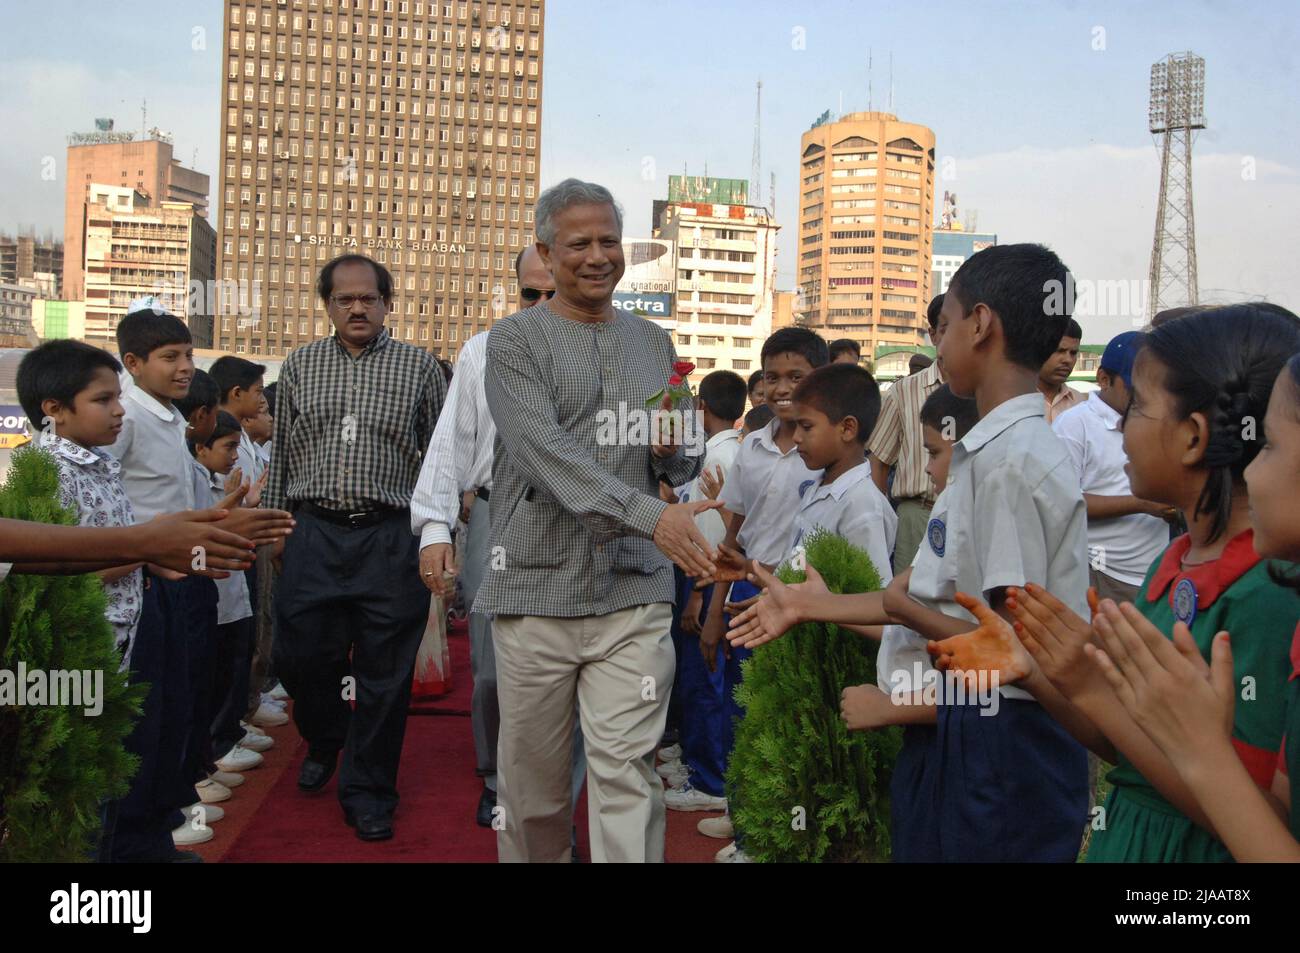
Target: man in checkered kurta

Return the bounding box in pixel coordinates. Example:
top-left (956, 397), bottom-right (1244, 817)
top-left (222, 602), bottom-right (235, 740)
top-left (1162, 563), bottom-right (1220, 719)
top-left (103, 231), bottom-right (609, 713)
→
top-left (264, 254), bottom-right (446, 842)
top-left (477, 180), bottom-right (720, 863)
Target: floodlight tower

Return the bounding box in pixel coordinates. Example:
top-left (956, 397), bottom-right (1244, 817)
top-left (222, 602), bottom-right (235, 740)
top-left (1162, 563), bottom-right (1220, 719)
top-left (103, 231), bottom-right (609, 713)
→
top-left (1147, 52), bottom-right (1206, 319)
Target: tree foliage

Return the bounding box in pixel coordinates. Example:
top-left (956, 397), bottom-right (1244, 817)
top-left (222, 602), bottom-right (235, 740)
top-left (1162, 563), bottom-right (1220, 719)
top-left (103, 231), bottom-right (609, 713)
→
top-left (727, 529), bottom-right (902, 862)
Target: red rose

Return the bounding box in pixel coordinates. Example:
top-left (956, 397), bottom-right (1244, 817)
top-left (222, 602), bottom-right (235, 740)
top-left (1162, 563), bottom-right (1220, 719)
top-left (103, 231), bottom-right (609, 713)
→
top-left (669, 374), bottom-right (684, 386)
top-left (673, 361), bottom-right (695, 377)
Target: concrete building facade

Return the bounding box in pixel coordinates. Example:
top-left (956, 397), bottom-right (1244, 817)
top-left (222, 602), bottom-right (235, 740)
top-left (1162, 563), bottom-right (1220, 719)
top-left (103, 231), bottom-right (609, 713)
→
top-left (64, 135), bottom-right (209, 300)
top-left (797, 111), bottom-right (936, 361)
top-left (216, 0), bottom-right (546, 358)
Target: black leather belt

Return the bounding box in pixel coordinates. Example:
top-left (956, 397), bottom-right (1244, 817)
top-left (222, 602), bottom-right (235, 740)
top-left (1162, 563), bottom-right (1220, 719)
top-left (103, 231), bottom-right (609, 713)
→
top-left (476, 486), bottom-right (490, 502)
top-left (297, 501), bottom-right (405, 529)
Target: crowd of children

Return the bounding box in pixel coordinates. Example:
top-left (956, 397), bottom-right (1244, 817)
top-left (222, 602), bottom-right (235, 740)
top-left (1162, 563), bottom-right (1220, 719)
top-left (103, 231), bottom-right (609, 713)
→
top-left (660, 242), bottom-right (1300, 864)
top-left (6, 237), bottom-right (1300, 865)
top-left (14, 301), bottom-right (290, 862)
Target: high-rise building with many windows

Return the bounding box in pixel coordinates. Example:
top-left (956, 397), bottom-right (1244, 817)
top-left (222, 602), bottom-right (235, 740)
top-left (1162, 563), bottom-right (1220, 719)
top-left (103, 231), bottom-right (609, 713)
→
top-left (797, 111), bottom-right (935, 361)
top-left (217, 0), bottom-right (545, 358)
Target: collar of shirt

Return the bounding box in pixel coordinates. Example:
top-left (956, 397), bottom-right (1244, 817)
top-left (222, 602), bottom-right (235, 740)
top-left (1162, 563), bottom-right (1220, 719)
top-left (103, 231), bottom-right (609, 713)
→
top-left (331, 327), bottom-right (391, 359)
top-left (918, 359), bottom-right (944, 391)
top-left (125, 385), bottom-right (180, 424)
top-left (42, 434), bottom-right (118, 473)
top-left (748, 417), bottom-right (799, 457)
top-left (706, 428), bottom-right (741, 453)
top-left (1145, 528), bottom-right (1261, 610)
top-left (1047, 385), bottom-right (1082, 407)
top-left (1085, 390), bottom-right (1121, 430)
top-left (954, 392), bottom-right (1043, 457)
top-left (804, 460), bottom-right (871, 506)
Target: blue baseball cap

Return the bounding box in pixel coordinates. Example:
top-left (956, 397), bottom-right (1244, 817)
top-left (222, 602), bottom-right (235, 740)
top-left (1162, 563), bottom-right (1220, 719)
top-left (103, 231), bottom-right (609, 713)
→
top-left (1100, 331), bottom-right (1145, 387)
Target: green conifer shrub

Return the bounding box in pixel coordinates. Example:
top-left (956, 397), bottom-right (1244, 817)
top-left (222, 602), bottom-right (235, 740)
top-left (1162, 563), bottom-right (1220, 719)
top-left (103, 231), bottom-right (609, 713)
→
top-left (726, 529), bottom-right (902, 862)
top-left (0, 446), bottom-right (144, 862)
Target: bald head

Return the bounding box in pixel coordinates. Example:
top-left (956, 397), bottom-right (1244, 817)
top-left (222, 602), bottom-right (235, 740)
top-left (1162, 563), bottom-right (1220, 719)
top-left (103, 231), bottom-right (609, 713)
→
top-left (516, 246), bottom-right (555, 309)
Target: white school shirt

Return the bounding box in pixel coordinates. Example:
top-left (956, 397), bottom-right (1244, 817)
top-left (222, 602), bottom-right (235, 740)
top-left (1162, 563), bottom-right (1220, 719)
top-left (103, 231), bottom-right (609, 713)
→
top-left (411, 330), bottom-right (496, 549)
top-left (788, 462), bottom-right (897, 584)
top-left (676, 428), bottom-right (741, 547)
top-left (236, 428), bottom-right (266, 489)
top-left (886, 392), bottom-right (1090, 701)
top-left (190, 460), bottom-right (252, 624)
top-left (717, 417), bottom-right (822, 567)
top-left (107, 385), bottom-right (195, 522)
top-left (1052, 392), bottom-right (1168, 586)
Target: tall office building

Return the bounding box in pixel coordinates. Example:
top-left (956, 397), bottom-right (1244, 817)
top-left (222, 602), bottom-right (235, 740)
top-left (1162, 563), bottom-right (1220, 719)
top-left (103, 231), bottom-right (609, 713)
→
top-left (64, 132), bottom-right (209, 301)
top-left (217, 0), bottom-right (545, 358)
top-left (0, 232), bottom-right (64, 297)
top-left (797, 111), bottom-right (935, 361)
top-left (652, 176), bottom-right (778, 387)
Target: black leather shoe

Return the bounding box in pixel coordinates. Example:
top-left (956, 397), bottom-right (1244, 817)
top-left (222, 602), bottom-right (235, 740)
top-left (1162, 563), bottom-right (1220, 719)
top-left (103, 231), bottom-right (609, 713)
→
top-left (297, 750), bottom-right (338, 792)
top-left (475, 787), bottom-right (496, 828)
top-left (343, 808), bottom-right (394, 841)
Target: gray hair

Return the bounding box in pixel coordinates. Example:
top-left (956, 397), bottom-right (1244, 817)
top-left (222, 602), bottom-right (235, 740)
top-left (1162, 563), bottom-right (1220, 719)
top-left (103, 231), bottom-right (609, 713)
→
top-left (534, 178), bottom-right (623, 246)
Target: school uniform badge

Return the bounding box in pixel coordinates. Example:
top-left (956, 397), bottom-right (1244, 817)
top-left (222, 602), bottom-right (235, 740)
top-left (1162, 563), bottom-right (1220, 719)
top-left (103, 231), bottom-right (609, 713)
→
top-left (927, 517), bottom-right (946, 557)
top-left (1172, 578), bottom-right (1197, 626)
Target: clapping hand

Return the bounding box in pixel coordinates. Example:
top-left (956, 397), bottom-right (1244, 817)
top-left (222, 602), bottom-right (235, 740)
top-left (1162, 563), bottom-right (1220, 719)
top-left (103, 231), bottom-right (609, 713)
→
top-left (926, 591), bottom-right (1034, 690)
top-left (699, 465), bottom-right (724, 501)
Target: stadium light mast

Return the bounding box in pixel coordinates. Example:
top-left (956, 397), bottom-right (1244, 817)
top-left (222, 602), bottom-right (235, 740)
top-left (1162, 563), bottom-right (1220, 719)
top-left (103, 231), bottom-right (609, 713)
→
top-left (1147, 51), bottom-right (1206, 319)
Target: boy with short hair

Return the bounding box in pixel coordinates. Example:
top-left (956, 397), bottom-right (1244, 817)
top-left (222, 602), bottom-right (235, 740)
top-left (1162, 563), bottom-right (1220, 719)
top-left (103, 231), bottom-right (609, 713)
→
top-left (188, 412), bottom-right (263, 781)
top-left (884, 243), bottom-right (1091, 861)
top-left (785, 362), bottom-right (894, 574)
top-left (683, 328), bottom-right (828, 855)
top-left (106, 304), bottom-right (210, 858)
top-left (208, 356), bottom-right (267, 486)
top-left (828, 338), bottom-right (862, 365)
top-left (174, 369), bottom-right (220, 448)
top-left (16, 341), bottom-right (142, 669)
top-left (660, 370), bottom-right (746, 817)
top-left (747, 369), bottom-right (766, 410)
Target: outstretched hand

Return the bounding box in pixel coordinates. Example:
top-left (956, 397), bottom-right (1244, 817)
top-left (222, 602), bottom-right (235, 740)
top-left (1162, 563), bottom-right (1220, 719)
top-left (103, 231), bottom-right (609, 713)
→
top-left (652, 499), bottom-right (721, 578)
top-left (726, 560), bottom-right (829, 648)
top-left (926, 591), bottom-right (1033, 690)
top-left (693, 542), bottom-right (747, 588)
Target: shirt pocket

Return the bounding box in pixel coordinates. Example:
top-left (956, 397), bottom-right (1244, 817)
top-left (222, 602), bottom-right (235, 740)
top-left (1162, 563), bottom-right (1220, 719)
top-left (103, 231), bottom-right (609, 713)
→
top-left (498, 491), bottom-right (567, 570)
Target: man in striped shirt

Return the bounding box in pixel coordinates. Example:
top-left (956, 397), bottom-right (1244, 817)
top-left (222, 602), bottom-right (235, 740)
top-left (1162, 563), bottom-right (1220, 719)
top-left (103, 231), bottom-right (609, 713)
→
top-left (264, 254), bottom-right (446, 842)
top-left (869, 294), bottom-right (947, 574)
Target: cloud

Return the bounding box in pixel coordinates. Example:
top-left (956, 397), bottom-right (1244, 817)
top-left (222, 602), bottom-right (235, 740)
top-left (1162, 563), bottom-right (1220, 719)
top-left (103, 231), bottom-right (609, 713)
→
top-left (942, 143), bottom-right (1299, 340)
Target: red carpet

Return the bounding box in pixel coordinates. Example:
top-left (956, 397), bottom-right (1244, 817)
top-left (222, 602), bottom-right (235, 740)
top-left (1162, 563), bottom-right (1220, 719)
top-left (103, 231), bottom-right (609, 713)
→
top-left (193, 621), bottom-right (726, 862)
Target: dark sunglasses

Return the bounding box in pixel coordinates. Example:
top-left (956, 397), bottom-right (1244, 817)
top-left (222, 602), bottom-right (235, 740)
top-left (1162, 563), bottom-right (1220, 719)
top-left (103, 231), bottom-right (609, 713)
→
top-left (521, 287), bottom-right (556, 303)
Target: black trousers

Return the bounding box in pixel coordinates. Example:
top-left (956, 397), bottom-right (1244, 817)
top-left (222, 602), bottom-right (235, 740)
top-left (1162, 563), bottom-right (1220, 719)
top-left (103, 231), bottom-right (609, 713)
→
top-left (110, 574), bottom-right (197, 861)
top-left (211, 615), bottom-right (256, 758)
top-left (273, 508), bottom-right (428, 817)
top-left (182, 575), bottom-right (220, 783)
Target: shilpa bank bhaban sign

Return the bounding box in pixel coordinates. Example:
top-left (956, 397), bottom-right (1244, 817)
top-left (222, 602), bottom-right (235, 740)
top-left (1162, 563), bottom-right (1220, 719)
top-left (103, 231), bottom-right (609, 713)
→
top-left (303, 235), bottom-right (470, 252)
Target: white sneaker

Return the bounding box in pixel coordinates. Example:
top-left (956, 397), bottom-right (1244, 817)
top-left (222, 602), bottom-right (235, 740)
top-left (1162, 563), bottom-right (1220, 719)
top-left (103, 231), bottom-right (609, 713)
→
top-left (261, 693), bottom-right (287, 710)
top-left (664, 782), bottom-right (728, 812)
top-left (658, 743), bottom-right (682, 761)
top-left (251, 702), bottom-right (289, 727)
top-left (656, 761), bottom-right (690, 787)
top-left (239, 729), bottom-right (274, 753)
top-left (195, 778), bottom-right (231, 804)
top-left (723, 849), bottom-right (753, 863)
top-left (268, 681), bottom-right (289, 701)
top-left (698, 814), bottom-right (734, 839)
top-left (185, 802), bottom-right (225, 824)
top-left (714, 841), bottom-right (739, 862)
top-left (209, 770), bottom-right (244, 788)
top-left (172, 817), bottom-right (215, 846)
top-left (216, 745), bottom-right (263, 772)
top-left (655, 758), bottom-right (686, 780)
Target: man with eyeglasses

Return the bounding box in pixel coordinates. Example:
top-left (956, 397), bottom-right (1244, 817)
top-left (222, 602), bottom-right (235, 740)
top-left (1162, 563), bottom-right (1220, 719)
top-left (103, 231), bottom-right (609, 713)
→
top-left (412, 245), bottom-right (593, 840)
top-left (264, 253), bottom-right (447, 842)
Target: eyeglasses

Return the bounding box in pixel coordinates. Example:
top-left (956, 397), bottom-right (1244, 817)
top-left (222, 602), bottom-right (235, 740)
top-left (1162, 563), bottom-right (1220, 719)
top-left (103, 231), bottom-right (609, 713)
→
top-left (330, 293), bottom-right (383, 309)
top-left (521, 287), bottom-right (556, 303)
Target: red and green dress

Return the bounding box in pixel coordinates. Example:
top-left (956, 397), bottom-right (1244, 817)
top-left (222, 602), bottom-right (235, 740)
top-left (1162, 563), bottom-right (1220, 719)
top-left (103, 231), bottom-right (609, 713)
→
top-left (1283, 622), bottom-right (1300, 841)
top-left (1087, 530), bottom-right (1300, 863)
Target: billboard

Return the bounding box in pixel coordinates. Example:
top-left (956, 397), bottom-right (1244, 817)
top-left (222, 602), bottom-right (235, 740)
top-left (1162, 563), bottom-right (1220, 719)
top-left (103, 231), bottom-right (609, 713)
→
top-left (615, 239), bottom-right (676, 318)
top-left (0, 405), bottom-right (32, 450)
top-left (613, 292), bottom-right (673, 317)
top-left (667, 176), bottom-right (749, 206)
